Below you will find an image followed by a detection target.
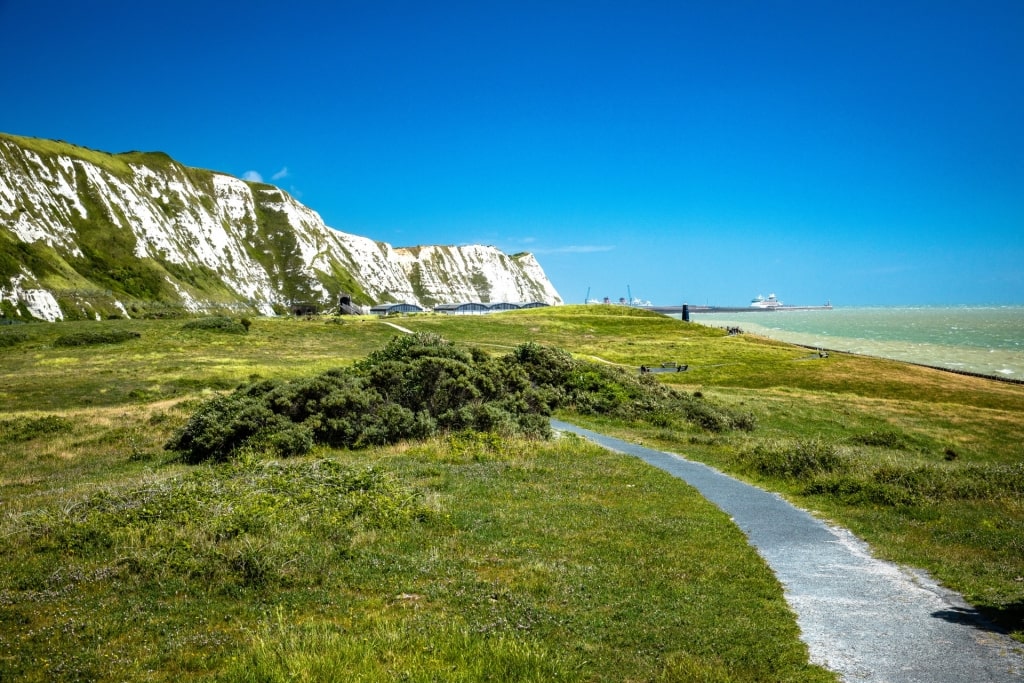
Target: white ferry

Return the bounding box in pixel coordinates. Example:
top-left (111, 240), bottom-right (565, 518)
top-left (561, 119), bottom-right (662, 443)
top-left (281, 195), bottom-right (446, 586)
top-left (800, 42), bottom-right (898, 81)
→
top-left (751, 293), bottom-right (784, 309)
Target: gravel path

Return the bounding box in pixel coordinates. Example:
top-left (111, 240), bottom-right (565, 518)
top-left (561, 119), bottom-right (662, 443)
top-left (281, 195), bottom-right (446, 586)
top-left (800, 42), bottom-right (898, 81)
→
top-left (552, 420), bottom-right (1024, 682)
top-left (381, 321), bottom-right (415, 334)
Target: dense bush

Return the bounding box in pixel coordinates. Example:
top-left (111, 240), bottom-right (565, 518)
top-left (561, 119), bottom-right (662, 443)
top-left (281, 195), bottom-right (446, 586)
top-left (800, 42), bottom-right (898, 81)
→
top-left (167, 333), bottom-right (757, 463)
top-left (0, 329), bottom-right (28, 347)
top-left (562, 362), bottom-right (756, 432)
top-left (168, 334), bottom-right (547, 462)
top-left (181, 316), bottom-right (249, 334)
top-left (53, 329), bottom-right (141, 347)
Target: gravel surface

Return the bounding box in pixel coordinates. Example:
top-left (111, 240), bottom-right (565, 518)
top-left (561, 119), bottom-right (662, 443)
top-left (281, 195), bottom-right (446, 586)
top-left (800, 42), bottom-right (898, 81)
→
top-left (553, 420), bottom-right (1024, 682)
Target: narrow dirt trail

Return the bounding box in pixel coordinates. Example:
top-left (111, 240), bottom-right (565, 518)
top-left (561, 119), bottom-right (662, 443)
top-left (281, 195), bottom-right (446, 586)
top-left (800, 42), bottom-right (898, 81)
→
top-left (381, 321), bottom-right (415, 334)
top-left (553, 420), bottom-right (1024, 682)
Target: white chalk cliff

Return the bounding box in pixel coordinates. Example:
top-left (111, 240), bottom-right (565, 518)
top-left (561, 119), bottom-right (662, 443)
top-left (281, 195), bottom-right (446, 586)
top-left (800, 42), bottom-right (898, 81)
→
top-left (0, 134), bottom-right (562, 321)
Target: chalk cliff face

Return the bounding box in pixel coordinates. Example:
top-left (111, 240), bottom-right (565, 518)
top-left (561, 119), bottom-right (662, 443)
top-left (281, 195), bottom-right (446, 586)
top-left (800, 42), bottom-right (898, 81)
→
top-left (0, 134), bottom-right (562, 321)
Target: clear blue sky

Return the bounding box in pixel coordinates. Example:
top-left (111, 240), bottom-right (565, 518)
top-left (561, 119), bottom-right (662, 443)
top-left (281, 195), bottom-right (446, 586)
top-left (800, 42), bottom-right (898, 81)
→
top-left (2, 0), bottom-right (1021, 306)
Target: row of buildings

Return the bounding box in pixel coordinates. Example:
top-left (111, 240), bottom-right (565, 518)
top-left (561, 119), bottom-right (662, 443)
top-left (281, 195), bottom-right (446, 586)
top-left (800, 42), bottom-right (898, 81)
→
top-left (288, 295), bottom-right (553, 317)
top-left (369, 301), bottom-right (551, 316)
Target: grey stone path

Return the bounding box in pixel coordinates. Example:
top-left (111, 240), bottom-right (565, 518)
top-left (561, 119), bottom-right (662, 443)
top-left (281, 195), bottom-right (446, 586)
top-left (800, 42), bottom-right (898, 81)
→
top-left (552, 419), bottom-right (1024, 682)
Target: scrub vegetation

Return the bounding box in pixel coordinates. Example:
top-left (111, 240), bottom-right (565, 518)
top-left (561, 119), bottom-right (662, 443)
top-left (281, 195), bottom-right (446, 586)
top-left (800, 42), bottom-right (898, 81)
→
top-left (2, 304), bottom-right (1022, 680)
top-left (53, 328), bottom-right (142, 347)
top-left (180, 315), bottom-right (251, 334)
top-left (166, 332), bottom-right (753, 463)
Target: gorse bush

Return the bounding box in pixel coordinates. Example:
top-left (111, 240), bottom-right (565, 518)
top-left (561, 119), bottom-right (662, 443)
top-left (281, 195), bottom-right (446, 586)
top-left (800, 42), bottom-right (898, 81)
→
top-left (564, 362), bottom-right (756, 432)
top-left (166, 334), bottom-right (756, 463)
top-left (53, 329), bottom-right (141, 347)
top-left (0, 329), bottom-right (28, 347)
top-left (181, 316), bottom-right (249, 334)
top-left (167, 334), bottom-right (557, 462)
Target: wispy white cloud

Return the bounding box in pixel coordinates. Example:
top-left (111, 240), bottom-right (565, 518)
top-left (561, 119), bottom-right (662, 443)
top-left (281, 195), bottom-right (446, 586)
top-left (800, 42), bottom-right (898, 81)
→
top-left (241, 170), bottom-right (263, 182)
top-left (272, 166), bottom-right (289, 181)
top-left (533, 245), bottom-right (615, 254)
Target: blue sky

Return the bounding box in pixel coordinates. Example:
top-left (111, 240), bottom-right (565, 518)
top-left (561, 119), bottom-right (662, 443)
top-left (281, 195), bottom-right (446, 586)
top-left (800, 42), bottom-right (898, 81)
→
top-left (2, 0), bottom-right (1022, 306)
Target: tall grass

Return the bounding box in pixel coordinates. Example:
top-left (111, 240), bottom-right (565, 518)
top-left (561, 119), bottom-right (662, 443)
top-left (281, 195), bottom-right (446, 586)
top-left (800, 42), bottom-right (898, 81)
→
top-left (221, 614), bottom-right (582, 682)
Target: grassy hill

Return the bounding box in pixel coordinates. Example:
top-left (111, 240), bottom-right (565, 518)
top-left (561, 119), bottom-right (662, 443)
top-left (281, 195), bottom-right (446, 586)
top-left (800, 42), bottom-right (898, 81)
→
top-left (1, 305), bottom-right (1021, 680)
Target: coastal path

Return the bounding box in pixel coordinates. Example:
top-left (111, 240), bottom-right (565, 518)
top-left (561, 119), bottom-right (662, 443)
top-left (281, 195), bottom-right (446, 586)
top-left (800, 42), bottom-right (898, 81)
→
top-left (381, 321), bottom-right (415, 335)
top-left (552, 419), bottom-right (1024, 682)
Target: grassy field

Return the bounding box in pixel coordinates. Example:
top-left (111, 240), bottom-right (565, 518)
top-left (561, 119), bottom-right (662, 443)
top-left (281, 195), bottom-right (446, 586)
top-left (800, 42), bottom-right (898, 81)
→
top-left (2, 305), bottom-right (1022, 680)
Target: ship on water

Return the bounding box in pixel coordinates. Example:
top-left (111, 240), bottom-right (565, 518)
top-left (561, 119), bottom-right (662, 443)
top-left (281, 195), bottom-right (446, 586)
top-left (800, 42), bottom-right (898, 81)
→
top-left (751, 293), bottom-right (784, 309)
top-left (587, 288), bottom-right (832, 314)
top-left (646, 294), bottom-right (832, 315)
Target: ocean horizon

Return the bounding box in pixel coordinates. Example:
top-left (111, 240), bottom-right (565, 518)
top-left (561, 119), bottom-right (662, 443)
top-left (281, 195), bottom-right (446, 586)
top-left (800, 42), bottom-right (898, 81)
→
top-left (678, 304), bottom-right (1024, 380)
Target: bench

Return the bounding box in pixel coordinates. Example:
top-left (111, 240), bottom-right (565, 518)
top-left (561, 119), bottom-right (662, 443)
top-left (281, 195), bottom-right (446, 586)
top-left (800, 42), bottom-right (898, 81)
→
top-left (639, 363), bottom-right (688, 374)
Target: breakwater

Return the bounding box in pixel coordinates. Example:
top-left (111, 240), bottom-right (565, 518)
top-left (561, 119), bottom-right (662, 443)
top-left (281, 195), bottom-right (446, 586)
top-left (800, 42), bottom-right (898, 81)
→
top-left (647, 305), bottom-right (833, 315)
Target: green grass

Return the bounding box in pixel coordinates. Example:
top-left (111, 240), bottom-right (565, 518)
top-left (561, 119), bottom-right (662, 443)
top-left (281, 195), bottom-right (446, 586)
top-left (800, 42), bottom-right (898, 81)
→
top-left (53, 328), bottom-right (142, 346)
top-left (0, 427), bottom-right (831, 681)
top-left (2, 304), bottom-right (1023, 679)
top-left (1, 133), bottom-right (134, 177)
top-left (180, 316), bottom-right (250, 334)
top-left (0, 317), bottom-right (397, 410)
top-left (397, 307), bottom-right (1024, 636)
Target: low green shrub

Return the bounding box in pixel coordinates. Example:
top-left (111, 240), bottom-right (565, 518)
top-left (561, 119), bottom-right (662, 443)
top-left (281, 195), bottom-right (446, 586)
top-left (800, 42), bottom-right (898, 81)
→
top-left (804, 461), bottom-right (1024, 507)
top-left (563, 363), bottom-right (756, 432)
top-left (181, 316), bottom-right (248, 334)
top-left (0, 415), bottom-right (75, 443)
top-left (167, 334), bottom-right (554, 462)
top-left (167, 333), bottom-right (757, 463)
top-left (739, 438), bottom-right (847, 479)
top-left (849, 429), bottom-right (912, 450)
top-left (0, 329), bottom-right (28, 347)
top-left (53, 329), bottom-right (140, 347)
top-left (806, 474), bottom-right (919, 507)
top-left (680, 392), bottom-right (758, 432)
top-left (958, 462), bottom-right (1024, 498)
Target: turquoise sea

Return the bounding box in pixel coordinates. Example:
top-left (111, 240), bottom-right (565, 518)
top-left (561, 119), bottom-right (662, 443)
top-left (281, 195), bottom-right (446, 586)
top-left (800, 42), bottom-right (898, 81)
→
top-left (684, 306), bottom-right (1024, 380)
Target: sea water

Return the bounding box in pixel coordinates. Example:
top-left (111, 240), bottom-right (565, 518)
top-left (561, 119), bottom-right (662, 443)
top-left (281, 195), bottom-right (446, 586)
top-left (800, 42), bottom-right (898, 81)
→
top-left (684, 306), bottom-right (1024, 379)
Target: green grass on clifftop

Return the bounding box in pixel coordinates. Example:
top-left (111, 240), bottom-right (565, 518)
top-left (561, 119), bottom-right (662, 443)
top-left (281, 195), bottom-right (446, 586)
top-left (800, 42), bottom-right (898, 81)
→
top-left (1, 304), bottom-right (1022, 680)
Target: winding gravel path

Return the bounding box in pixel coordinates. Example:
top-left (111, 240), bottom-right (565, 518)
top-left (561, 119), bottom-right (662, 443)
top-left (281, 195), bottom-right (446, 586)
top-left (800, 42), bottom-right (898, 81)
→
top-left (552, 420), bottom-right (1024, 682)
